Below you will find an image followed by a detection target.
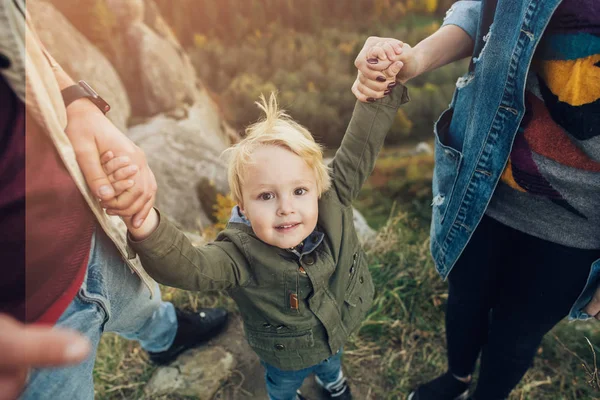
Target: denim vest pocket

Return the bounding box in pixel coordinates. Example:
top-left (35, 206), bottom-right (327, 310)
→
top-left (246, 326), bottom-right (315, 351)
top-left (432, 107), bottom-right (464, 224)
top-left (342, 250), bottom-right (375, 334)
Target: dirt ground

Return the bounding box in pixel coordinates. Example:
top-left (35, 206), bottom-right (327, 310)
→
top-left (209, 314), bottom-right (384, 400)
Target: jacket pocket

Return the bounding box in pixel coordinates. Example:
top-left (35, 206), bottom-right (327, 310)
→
top-left (342, 250), bottom-right (375, 334)
top-left (246, 327), bottom-right (315, 352)
top-left (432, 107), bottom-right (463, 224)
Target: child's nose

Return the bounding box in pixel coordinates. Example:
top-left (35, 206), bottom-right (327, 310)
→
top-left (277, 197), bottom-right (294, 215)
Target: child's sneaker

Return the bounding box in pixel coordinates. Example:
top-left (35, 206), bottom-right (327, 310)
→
top-left (407, 371), bottom-right (470, 400)
top-left (321, 377), bottom-right (352, 399)
top-left (295, 390), bottom-right (308, 400)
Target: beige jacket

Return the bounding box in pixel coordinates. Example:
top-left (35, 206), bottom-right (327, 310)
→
top-left (0, 0), bottom-right (156, 296)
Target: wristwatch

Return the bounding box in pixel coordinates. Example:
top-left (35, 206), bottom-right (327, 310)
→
top-left (61, 80), bottom-right (111, 114)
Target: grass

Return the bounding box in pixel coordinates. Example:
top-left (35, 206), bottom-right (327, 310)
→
top-left (93, 148), bottom-right (600, 399)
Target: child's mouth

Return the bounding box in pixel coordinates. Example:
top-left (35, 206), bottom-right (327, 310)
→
top-left (275, 222), bottom-right (300, 232)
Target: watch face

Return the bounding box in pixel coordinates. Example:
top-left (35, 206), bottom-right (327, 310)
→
top-left (79, 80), bottom-right (98, 97)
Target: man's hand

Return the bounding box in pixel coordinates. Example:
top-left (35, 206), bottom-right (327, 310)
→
top-left (65, 99), bottom-right (157, 228)
top-left (583, 285), bottom-right (600, 320)
top-left (0, 314), bottom-right (90, 400)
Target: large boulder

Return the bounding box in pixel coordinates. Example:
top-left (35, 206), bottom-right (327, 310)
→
top-left (28, 1), bottom-right (131, 132)
top-left (144, 346), bottom-right (235, 399)
top-left (127, 95), bottom-right (232, 231)
top-left (106, 0), bottom-right (198, 116)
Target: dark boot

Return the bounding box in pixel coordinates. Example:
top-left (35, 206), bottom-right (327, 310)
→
top-left (148, 307), bottom-right (228, 365)
top-left (408, 371), bottom-right (470, 400)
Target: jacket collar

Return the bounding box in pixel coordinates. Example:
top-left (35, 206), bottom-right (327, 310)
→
top-left (227, 206), bottom-right (324, 258)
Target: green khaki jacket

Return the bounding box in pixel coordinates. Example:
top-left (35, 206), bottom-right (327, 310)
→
top-left (129, 87), bottom-right (409, 370)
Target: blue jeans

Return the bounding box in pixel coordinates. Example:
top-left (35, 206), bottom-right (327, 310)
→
top-left (262, 350), bottom-right (344, 400)
top-left (21, 226), bottom-right (178, 400)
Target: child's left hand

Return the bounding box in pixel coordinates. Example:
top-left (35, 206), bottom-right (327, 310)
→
top-left (99, 150), bottom-right (139, 208)
top-left (584, 285), bottom-right (600, 320)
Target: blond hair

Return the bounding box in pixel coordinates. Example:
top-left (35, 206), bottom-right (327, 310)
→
top-left (223, 93), bottom-right (331, 205)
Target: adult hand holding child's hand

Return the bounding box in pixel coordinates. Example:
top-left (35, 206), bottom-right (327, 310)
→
top-left (100, 151), bottom-right (160, 240)
top-left (353, 37), bottom-right (422, 102)
top-left (64, 99), bottom-right (157, 228)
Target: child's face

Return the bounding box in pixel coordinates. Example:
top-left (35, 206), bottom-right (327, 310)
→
top-left (239, 145), bottom-right (319, 249)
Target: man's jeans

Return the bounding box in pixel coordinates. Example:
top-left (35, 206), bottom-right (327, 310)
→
top-left (262, 350), bottom-right (344, 400)
top-left (21, 226), bottom-right (178, 400)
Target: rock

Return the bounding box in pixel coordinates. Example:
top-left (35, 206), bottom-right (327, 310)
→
top-left (144, 346), bottom-right (234, 399)
top-left (183, 231), bottom-right (206, 247)
top-left (105, 0), bottom-right (144, 24)
top-left (29, 1), bottom-right (131, 132)
top-left (127, 100), bottom-right (231, 231)
top-left (106, 0), bottom-right (198, 117)
top-left (353, 208), bottom-right (377, 245)
top-left (201, 315), bottom-right (266, 399)
top-left (415, 141), bottom-right (433, 155)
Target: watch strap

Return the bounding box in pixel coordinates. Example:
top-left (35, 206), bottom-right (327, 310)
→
top-left (61, 84), bottom-right (89, 109)
top-left (61, 81), bottom-right (111, 114)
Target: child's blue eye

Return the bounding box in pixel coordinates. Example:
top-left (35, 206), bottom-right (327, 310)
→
top-left (294, 188), bottom-right (307, 196)
top-left (259, 193), bottom-right (274, 201)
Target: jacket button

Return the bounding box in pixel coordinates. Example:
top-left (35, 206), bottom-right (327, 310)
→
top-left (359, 276), bottom-right (364, 283)
top-left (303, 255), bottom-right (315, 266)
top-left (275, 344), bottom-right (285, 351)
top-left (263, 323), bottom-right (272, 328)
top-left (0, 53), bottom-right (10, 69)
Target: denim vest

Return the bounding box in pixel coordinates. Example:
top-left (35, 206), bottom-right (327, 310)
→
top-left (434, 0), bottom-right (600, 320)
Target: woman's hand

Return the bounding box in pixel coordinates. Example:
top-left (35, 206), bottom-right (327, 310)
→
top-left (353, 37), bottom-right (422, 102)
top-left (351, 61), bottom-right (404, 103)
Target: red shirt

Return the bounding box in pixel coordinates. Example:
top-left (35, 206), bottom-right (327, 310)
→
top-left (0, 75), bottom-right (95, 324)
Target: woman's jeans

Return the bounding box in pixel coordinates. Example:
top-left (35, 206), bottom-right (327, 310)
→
top-left (262, 350), bottom-right (344, 400)
top-left (446, 215), bottom-right (599, 399)
top-left (21, 226), bottom-right (178, 400)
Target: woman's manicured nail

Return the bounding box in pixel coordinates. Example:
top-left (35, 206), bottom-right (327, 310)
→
top-left (388, 82), bottom-right (397, 88)
top-left (367, 58), bottom-right (379, 64)
top-left (376, 76), bottom-right (386, 82)
top-left (384, 89), bottom-right (391, 95)
top-left (367, 97), bottom-right (376, 102)
top-left (128, 165), bottom-right (138, 173)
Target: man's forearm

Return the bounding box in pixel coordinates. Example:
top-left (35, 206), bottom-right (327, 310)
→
top-left (413, 24), bottom-right (474, 77)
